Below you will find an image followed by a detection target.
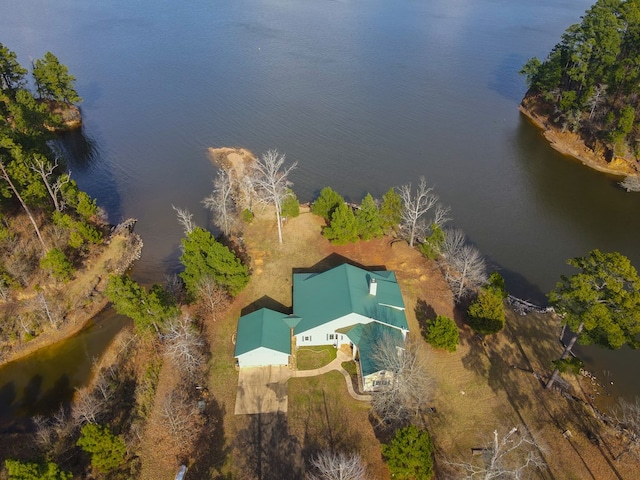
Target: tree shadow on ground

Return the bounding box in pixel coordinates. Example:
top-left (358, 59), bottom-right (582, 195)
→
top-left (240, 296), bottom-right (291, 316)
top-left (235, 412), bottom-right (303, 480)
top-left (415, 299), bottom-right (437, 338)
top-left (299, 389), bottom-right (363, 461)
top-left (293, 253), bottom-right (385, 275)
top-left (188, 396), bottom-right (230, 480)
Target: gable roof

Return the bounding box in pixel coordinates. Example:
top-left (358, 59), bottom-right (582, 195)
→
top-left (338, 322), bottom-right (405, 376)
top-left (293, 264), bottom-right (408, 334)
top-left (234, 308), bottom-right (291, 357)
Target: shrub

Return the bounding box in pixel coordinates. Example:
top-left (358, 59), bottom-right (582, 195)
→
top-left (241, 208), bottom-right (254, 223)
top-left (40, 248), bottom-right (74, 281)
top-left (467, 287), bottom-right (505, 335)
top-left (4, 459), bottom-right (71, 480)
top-left (281, 189), bottom-right (300, 218)
top-left (424, 315), bottom-right (459, 352)
top-left (419, 224), bottom-right (445, 260)
top-left (552, 356), bottom-right (583, 374)
top-left (488, 271), bottom-right (507, 299)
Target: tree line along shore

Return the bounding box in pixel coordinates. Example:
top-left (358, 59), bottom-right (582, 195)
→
top-left (519, 0), bottom-right (640, 190)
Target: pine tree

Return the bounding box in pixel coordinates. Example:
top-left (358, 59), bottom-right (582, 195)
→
top-left (379, 187), bottom-right (402, 233)
top-left (77, 424), bottom-right (126, 474)
top-left (323, 202), bottom-right (359, 244)
top-left (180, 227), bottom-right (249, 296)
top-left (382, 425), bottom-right (434, 480)
top-left (355, 193), bottom-right (383, 240)
top-left (311, 186), bottom-right (344, 221)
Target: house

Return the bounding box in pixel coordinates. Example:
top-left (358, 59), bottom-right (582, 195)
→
top-left (234, 263), bottom-right (409, 390)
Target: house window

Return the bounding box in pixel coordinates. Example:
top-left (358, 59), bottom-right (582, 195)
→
top-left (373, 380), bottom-right (391, 387)
top-left (327, 333), bottom-right (335, 341)
top-left (303, 335), bottom-right (311, 342)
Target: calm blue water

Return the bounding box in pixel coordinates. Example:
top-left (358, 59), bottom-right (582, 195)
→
top-left (2, 0), bottom-right (639, 405)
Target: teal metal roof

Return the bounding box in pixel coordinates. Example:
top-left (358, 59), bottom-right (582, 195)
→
top-left (234, 308), bottom-right (291, 357)
top-left (293, 264), bottom-right (408, 334)
top-left (343, 322), bottom-right (405, 376)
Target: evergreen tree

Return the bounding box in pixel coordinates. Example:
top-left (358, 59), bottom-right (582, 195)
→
top-left (379, 187), bottom-right (402, 232)
top-left (180, 226), bottom-right (249, 297)
top-left (77, 423), bottom-right (126, 474)
top-left (546, 249), bottom-right (640, 388)
top-left (323, 202), bottom-right (359, 245)
top-left (355, 193), bottom-right (383, 240)
top-left (382, 425), bottom-right (435, 480)
top-left (467, 287), bottom-right (505, 335)
top-left (40, 248), bottom-right (74, 281)
top-left (521, 0), bottom-right (640, 154)
top-left (311, 186), bottom-right (344, 221)
top-left (5, 459), bottom-right (71, 480)
top-left (32, 52), bottom-right (81, 104)
top-left (0, 43), bottom-right (27, 92)
top-left (424, 315), bottom-right (459, 352)
top-left (105, 275), bottom-right (178, 333)
top-left (280, 188), bottom-right (300, 218)
top-left (419, 224), bottom-right (445, 260)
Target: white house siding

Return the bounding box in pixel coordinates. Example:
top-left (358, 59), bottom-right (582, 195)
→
top-left (295, 313), bottom-right (372, 348)
top-left (236, 347), bottom-right (289, 368)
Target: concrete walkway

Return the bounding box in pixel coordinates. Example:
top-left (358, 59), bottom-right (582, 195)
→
top-left (235, 350), bottom-right (370, 415)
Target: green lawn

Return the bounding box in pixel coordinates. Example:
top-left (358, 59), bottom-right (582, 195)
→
top-left (296, 345), bottom-right (337, 370)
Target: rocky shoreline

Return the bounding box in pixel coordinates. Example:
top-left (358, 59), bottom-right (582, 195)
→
top-left (518, 101), bottom-right (639, 179)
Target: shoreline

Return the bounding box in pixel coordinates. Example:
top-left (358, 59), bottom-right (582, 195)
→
top-left (518, 104), bottom-right (639, 179)
top-left (0, 229), bottom-right (142, 367)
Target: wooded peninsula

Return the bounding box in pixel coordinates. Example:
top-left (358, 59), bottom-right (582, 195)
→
top-left (520, 0), bottom-right (640, 188)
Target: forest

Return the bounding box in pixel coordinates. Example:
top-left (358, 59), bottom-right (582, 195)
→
top-left (520, 0), bottom-right (640, 169)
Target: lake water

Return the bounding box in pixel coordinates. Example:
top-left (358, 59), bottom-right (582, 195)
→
top-left (1, 0), bottom-right (639, 411)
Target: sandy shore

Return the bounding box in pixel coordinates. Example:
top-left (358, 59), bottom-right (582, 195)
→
top-left (519, 104), bottom-right (638, 178)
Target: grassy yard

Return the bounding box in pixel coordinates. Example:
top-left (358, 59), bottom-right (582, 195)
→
top-left (288, 371), bottom-right (389, 479)
top-left (296, 345), bottom-right (337, 370)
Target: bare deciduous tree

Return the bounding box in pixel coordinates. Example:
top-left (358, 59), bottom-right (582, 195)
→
top-left (588, 83), bottom-right (607, 120)
top-left (162, 314), bottom-right (205, 377)
top-left (32, 290), bottom-right (64, 329)
top-left (160, 390), bottom-right (202, 449)
top-left (30, 155), bottom-right (69, 212)
top-left (306, 450), bottom-right (368, 480)
top-left (251, 149), bottom-right (297, 244)
top-left (195, 275), bottom-right (229, 321)
top-left (398, 176), bottom-right (439, 247)
top-left (447, 427), bottom-right (545, 480)
top-left (71, 387), bottom-right (104, 425)
top-left (0, 157), bottom-right (47, 252)
top-left (615, 397), bottom-right (640, 460)
top-left (620, 176), bottom-right (640, 192)
top-left (203, 168), bottom-right (237, 236)
top-left (172, 205), bottom-right (195, 235)
top-left (93, 369), bottom-right (115, 402)
top-left (440, 228), bottom-right (487, 302)
top-left (32, 414), bottom-right (54, 451)
top-left (370, 335), bottom-right (434, 424)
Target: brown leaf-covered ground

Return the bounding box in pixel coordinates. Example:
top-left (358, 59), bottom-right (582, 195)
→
top-left (150, 209), bottom-right (638, 479)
